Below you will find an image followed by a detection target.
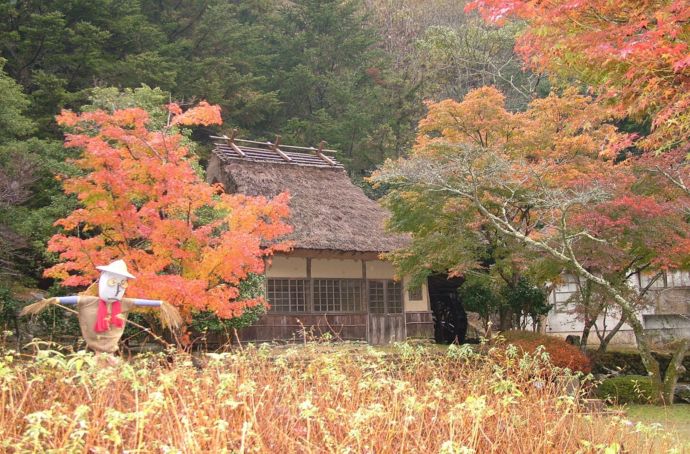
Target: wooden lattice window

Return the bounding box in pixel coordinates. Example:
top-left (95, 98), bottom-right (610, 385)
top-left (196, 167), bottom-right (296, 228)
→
top-left (313, 279), bottom-right (362, 313)
top-left (407, 286), bottom-right (423, 301)
top-left (369, 281), bottom-right (385, 313)
top-left (267, 279), bottom-right (307, 313)
top-left (368, 280), bottom-right (403, 314)
top-left (388, 281), bottom-right (403, 313)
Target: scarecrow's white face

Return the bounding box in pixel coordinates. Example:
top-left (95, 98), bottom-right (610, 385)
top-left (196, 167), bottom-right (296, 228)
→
top-left (98, 271), bottom-right (129, 301)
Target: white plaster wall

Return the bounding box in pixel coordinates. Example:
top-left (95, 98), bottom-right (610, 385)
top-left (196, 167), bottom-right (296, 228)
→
top-left (544, 274), bottom-right (651, 346)
top-left (365, 260), bottom-right (396, 279)
top-left (311, 258), bottom-right (363, 279)
top-left (266, 256), bottom-right (307, 278)
top-left (545, 309), bottom-right (638, 346)
top-left (403, 276), bottom-right (429, 312)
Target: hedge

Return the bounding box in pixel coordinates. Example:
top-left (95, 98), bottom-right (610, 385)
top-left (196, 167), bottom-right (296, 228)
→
top-left (591, 350), bottom-right (690, 382)
top-left (595, 375), bottom-right (655, 404)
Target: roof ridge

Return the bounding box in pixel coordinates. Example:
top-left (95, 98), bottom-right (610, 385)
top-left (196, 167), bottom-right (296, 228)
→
top-left (210, 134), bottom-right (345, 169)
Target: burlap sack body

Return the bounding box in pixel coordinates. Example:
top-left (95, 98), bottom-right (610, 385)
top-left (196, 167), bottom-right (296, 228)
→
top-left (76, 297), bottom-right (135, 353)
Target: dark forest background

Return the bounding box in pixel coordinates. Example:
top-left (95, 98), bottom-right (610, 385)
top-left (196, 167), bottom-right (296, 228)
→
top-left (0, 0), bottom-right (546, 291)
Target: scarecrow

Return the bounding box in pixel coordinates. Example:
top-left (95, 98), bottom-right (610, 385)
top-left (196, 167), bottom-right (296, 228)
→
top-left (21, 259), bottom-right (182, 353)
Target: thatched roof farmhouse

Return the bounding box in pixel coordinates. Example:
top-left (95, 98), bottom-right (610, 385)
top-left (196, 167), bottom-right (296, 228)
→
top-left (206, 136), bottom-right (432, 344)
top-left (207, 147), bottom-right (406, 254)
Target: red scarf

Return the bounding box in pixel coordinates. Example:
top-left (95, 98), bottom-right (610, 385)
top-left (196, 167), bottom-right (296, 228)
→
top-left (94, 299), bottom-right (124, 333)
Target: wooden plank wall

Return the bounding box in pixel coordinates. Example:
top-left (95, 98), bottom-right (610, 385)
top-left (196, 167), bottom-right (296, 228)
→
top-left (200, 311), bottom-right (434, 346)
top-left (238, 313), bottom-right (368, 343)
top-left (405, 311), bottom-right (434, 339)
top-left (368, 314), bottom-right (406, 345)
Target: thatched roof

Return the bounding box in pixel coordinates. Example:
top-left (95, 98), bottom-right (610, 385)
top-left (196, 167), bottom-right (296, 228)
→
top-left (207, 149), bottom-right (408, 253)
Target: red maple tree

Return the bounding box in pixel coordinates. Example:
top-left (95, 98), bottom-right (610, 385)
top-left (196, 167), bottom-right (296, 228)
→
top-left (467, 0), bottom-right (690, 153)
top-left (373, 86), bottom-right (690, 403)
top-left (46, 102), bottom-right (292, 320)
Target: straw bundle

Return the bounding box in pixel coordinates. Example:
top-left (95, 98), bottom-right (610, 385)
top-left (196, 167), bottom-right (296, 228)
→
top-left (19, 282), bottom-right (99, 317)
top-left (19, 297), bottom-right (58, 316)
top-left (158, 301), bottom-right (183, 331)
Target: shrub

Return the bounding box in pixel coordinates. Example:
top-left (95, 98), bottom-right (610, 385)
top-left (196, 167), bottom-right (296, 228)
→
top-left (596, 375), bottom-right (655, 404)
top-left (502, 330), bottom-right (592, 373)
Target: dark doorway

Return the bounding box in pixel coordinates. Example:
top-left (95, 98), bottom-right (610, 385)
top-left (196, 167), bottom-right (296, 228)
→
top-left (428, 274), bottom-right (468, 344)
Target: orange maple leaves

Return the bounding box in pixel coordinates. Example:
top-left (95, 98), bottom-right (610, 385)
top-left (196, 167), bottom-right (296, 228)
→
top-left (46, 103), bottom-right (292, 320)
top-left (414, 86), bottom-right (629, 188)
top-left (409, 86), bottom-right (690, 271)
top-left (467, 0), bottom-right (690, 153)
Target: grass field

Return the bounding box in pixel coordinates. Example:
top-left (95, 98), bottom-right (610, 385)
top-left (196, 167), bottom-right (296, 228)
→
top-left (624, 404), bottom-right (690, 446)
top-left (0, 342), bottom-right (686, 452)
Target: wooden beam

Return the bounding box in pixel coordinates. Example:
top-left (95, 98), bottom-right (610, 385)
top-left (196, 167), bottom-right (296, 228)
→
top-left (279, 143), bottom-right (338, 153)
top-left (315, 141), bottom-right (336, 166)
top-left (234, 138), bottom-right (274, 146)
top-left (273, 249), bottom-right (384, 261)
top-left (210, 132), bottom-right (248, 158)
top-left (268, 135), bottom-right (292, 162)
top-left (227, 130), bottom-right (246, 157)
top-left (229, 142), bottom-right (246, 158)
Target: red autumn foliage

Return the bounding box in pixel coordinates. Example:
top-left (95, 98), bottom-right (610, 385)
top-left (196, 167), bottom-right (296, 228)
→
top-left (502, 330), bottom-right (592, 373)
top-left (466, 0), bottom-right (690, 153)
top-left (417, 87), bottom-right (690, 274)
top-left (45, 102), bottom-right (293, 320)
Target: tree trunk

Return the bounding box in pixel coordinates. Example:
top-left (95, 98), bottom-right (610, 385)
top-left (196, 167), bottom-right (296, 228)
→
top-left (597, 315), bottom-right (627, 354)
top-left (498, 307), bottom-right (512, 331)
top-left (580, 318), bottom-right (595, 353)
top-left (662, 339), bottom-right (689, 405)
top-left (624, 310), bottom-right (688, 405)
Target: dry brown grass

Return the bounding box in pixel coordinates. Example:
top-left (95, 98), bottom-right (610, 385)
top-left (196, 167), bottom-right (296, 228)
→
top-left (0, 342), bottom-right (682, 453)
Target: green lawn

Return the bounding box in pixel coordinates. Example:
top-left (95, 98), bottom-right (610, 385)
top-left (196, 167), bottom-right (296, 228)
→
top-left (622, 404), bottom-right (690, 446)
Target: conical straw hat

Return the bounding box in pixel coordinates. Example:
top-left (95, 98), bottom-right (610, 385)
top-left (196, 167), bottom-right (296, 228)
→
top-left (96, 259), bottom-right (136, 279)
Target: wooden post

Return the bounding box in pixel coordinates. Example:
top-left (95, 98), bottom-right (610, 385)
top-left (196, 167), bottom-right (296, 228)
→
top-left (229, 128), bottom-right (246, 156)
top-left (363, 260), bottom-right (369, 343)
top-left (269, 135), bottom-right (292, 162)
top-left (307, 258), bottom-right (313, 312)
top-left (229, 129), bottom-right (246, 158)
top-left (315, 140), bottom-right (336, 166)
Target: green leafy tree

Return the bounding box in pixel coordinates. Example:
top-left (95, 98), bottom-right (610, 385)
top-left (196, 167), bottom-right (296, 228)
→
top-left (268, 0), bottom-right (413, 176)
top-left (501, 276), bottom-right (549, 331)
top-left (457, 274), bottom-right (500, 330)
top-left (0, 0), bottom-right (279, 134)
top-left (372, 87), bottom-right (690, 404)
top-left (0, 59), bottom-right (69, 281)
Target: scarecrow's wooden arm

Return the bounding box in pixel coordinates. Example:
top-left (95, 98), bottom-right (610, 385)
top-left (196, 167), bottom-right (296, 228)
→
top-left (19, 296), bottom-right (92, 316)
top-left (53, 296), bottom-right (80, 305)
top-left (121, 298), bottom-right (163, 307)
top-left (21, 295), bottom-right (181, 330)
top-left (124, 298), bottom-right (183, 330)
top-left (50, 296), bottom-right (163, 306)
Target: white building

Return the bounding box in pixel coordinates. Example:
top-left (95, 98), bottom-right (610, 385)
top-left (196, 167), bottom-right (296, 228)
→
top-left (545, 271), bottom-right (690, 346)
